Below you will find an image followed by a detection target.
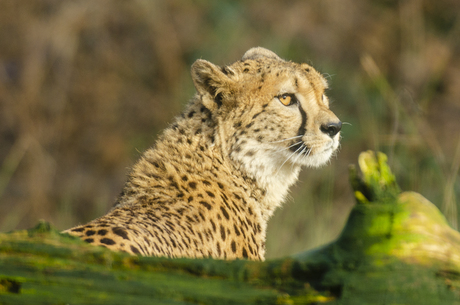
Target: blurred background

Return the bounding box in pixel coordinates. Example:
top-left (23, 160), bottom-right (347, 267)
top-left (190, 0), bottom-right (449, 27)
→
top-left (0, 0), bottom-right (459, 259)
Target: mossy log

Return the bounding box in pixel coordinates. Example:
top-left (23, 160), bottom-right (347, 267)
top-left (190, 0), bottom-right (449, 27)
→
top-left (1, 151), bottom-right (459, 304)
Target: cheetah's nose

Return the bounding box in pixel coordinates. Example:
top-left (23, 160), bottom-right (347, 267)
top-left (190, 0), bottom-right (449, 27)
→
top-left (320, 121), bottom-right (342, 137)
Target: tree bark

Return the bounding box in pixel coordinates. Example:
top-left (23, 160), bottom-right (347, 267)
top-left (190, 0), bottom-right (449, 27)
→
top-left (0, 151), bottom-right (459, 304)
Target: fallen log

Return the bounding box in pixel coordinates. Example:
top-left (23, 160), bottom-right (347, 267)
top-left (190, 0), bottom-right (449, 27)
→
top-left (0, 151), bottom-right (459, 304)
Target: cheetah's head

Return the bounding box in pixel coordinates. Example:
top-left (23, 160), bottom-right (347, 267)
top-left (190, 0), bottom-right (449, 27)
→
top-left (191, 47), bottom-right (341, 181)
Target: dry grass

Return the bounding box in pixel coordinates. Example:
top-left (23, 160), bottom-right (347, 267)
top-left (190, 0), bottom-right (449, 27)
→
top-left (0, 0), bottom-right (459, 258)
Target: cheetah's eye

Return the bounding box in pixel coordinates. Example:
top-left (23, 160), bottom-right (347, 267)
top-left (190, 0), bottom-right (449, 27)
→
top-left (277, 94), bottom-right (297, 106)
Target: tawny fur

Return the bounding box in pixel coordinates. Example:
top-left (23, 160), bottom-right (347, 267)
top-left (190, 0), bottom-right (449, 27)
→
top-left (64, 47), bottom-right (341, 260)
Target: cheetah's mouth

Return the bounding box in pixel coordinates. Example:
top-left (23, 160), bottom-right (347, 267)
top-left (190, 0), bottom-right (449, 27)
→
top-left (285, 137), bottom-right (339, 168)
top-left (289, 141), bottom-right (308, 153)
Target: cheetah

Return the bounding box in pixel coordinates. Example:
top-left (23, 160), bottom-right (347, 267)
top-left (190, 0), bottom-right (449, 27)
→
top-left (64, 47), bottom-right (342, 260)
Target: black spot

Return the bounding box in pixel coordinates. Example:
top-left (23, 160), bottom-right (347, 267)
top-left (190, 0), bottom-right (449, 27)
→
top-left (245, 151), bottom-right (255, 157)
top-left (234, 121), bottom-right (242, 128)
top-left (188, 110), bottom-right (196, 118)
top-left (170, 181), bottom-right (179, 189)
top-left (295, 77), bottom-right (299, 88)
top-left (220, 225), bottom-right (226, 241)
top-left (189, 182), bottom-right (197, 189)
top-left (97, 229), bottom-right (108, 236)
top-left (182, 175), bottom-right (188, 181)
top-left (203, 180), bottom-right (211, 186)
top-left (206, 191), bottom-right (215, 198)
top-left (100, 238), bottom-right (116, 245)
top-left (84, 238), bottom-right (94, 243)
top-left (217, 182), bottom-right (224, 189)
top-left (165, 220), bottom-right (175, 230)
top-left (71, 227), bottom-right (85, 232)
top-left (234, 224), bottom-right (241, 236)
top-left (112, 227), bottom-right (129, 240)
top-left (217, 242), bottom-right (221, 256)
top-left (188, 196), bottom-right (193, 202)
top-left (85, 230), bottom-right (95, 236)
top-left (211, 219), bottom-right (216, 232)
top-left (242, 247), bottom-right (248, 258)
top-left (252, 111), bottom-right (264, 120)
top-left (243, 68), bottom-right (249, 73)
top-left (130, 245), bottom-right (141, 254)
top-left (220, 206), bottom-right (230, 220)
top-left (257, 224), bottom-right (261, 233)
top-left (231, 241), bottom-right (237, 253)
top-left (146, 172), bottom-right (160, 179)
top-left (305, 67), bottom-right (310, 72)
top-left (199, 201), bottom-right (212, 210)
top-left (214, 93), bottom-right (223, 107)
top-left (233, 193), bottom-right (241, 200)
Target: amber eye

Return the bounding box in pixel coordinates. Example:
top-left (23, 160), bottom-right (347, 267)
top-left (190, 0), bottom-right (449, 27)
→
top-left (278, 94), bottom-right (296, 106)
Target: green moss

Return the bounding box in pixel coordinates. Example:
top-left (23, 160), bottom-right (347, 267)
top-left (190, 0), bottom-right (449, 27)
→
top-left (1, 151), bottom-right (460, 304)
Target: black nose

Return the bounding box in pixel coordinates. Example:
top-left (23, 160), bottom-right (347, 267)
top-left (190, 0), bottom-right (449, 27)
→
top-left (320, 121), bottom-right (342, 137)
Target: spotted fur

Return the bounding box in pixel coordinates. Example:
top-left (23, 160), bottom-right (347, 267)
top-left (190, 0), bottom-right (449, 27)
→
top-left (64, 47), bottom-right (341, 260)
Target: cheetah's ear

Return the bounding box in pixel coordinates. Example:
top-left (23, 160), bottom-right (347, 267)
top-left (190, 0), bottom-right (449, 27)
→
top-left (241, 47), bottom-right (282, 61)
top-left (191, 59), bottom-right (235, 110)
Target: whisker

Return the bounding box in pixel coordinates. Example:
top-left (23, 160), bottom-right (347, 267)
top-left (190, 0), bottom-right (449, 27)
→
top-left (323, 73), bottom-right (336, 80)
top-left (291, 146), bottom-right (307, 170)
top-left (275, 145), bottom-right (303, 175)
top-left (295, 146), bottom-right (307, 164)
top-left (286, 141), bottom-right (303, 150)
top-left (270, 141), bottom-right (303, 154)
top-left (267, 135), bottom-right (303, 144)
top-left (342, 122), bottom-right (352, 126)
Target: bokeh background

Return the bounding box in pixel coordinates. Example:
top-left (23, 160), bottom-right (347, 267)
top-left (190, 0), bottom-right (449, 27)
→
top-left (1, 0), bottom-right (459, 259)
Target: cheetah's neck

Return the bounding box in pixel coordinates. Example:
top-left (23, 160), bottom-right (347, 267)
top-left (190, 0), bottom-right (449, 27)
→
top-left (227, 138), bottom-right (302, 221)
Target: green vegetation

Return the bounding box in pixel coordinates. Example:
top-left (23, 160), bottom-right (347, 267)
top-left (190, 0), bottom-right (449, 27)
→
top-left (0, 1), bottom-right (459, 260)
top-left (0, 151), bottom-right (459, 304)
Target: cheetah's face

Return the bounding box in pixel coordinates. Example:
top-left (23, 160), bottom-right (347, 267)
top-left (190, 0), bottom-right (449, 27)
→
top-left (191, 47), bottom-right (341, 173)
top-left (261, 71), bottom-right (341, 168)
